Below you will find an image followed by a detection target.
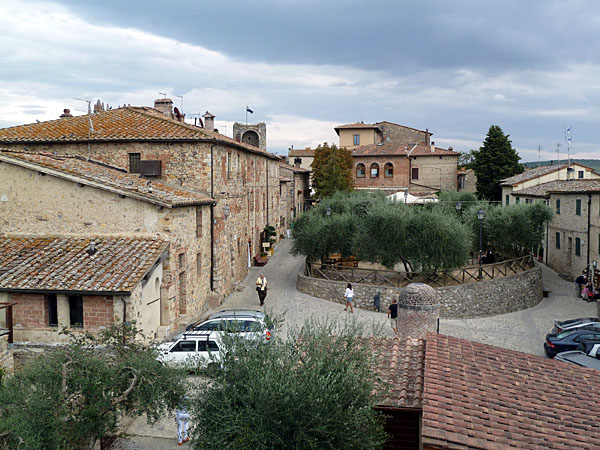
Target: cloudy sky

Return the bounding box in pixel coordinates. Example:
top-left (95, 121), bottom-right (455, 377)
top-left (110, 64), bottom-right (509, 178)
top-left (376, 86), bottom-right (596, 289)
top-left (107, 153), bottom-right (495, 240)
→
top-left (2, 0), bottom-right (600, 160)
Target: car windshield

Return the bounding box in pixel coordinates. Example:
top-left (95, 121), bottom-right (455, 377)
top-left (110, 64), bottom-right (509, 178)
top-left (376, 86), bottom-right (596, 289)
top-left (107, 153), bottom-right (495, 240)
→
top-left (556, 329), bottom-right (579, 339)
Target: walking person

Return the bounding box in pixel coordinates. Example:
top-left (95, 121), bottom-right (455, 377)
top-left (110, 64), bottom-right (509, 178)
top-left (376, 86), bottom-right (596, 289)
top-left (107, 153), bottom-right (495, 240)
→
top-left (175, 397), bottom-right (190, 445)
top-left (388, 298), bottom-right (398, 335)
top-left (344, 283), bottom-right (354, 313)
top-left (256, 273), bottom-right (267, 306)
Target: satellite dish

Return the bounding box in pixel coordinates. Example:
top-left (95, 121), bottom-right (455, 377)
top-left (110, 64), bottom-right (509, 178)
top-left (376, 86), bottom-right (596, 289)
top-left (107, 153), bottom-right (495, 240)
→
top-left (174, 107), bottom-right (182, 121)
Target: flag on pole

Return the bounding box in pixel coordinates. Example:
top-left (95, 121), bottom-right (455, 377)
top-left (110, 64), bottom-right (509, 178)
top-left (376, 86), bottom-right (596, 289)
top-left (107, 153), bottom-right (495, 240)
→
top-left (246, 106), bottom-right (254, 114)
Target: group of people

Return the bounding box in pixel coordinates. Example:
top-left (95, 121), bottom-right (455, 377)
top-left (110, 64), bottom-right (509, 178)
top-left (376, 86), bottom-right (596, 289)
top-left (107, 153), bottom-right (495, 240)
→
top-left (344, 283), bottom-right (399, 334)
top-left (575, 272), bottom-right (599, 302)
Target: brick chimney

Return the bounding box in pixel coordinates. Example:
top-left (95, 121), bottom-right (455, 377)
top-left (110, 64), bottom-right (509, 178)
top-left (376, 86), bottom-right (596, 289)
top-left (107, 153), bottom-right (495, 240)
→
top-left (154, 98), bottom-right (173, 117)
top-left (431, 141), bottom-right (435, 153)
top-left (59, 109), bottom-right (73, 119)
top-left (203, 111), bottom-right (215, 132)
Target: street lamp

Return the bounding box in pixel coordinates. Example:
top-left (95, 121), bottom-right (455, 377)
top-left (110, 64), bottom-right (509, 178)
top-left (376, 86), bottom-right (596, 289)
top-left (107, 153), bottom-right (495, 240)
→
top-left (477, 208), bottom-right (485, 280)
top-left (325, 206), bottom-right (332, 217)
top-left (455, 201), bottom-right (462, 213)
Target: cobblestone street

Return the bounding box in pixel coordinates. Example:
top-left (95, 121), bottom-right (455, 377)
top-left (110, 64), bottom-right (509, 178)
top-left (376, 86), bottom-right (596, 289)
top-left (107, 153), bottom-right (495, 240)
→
top-left (117, 238), bottom-right (596, 447)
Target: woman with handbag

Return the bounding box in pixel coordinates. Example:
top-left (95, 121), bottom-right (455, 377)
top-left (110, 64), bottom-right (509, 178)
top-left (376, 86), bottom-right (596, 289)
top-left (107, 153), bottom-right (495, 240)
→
top-left (256, 273), bottom-right (268, 306)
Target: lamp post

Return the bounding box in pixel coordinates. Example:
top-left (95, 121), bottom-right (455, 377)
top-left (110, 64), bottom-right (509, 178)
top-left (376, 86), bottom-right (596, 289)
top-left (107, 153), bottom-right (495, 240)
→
top-left (455, 201), bottom-right (462, 213)
top-left (477, 208), bottom-right (485, 280)
top-left (325, 206), bottom-right (332, 217)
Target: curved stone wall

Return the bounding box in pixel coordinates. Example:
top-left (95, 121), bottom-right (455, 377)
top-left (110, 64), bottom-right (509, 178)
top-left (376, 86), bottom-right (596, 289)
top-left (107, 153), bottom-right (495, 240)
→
top-left (296, 266), bottom-right (543, 319)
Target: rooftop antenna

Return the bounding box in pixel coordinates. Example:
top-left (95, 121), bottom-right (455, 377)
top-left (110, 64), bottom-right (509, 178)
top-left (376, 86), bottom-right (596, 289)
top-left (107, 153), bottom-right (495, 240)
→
top-left (159, 92), bottom-right (167, 98)
top-left (538, 145), bottom-right (541, 167)
top-left (74, 98), bottom-right (94, 161)
top-left (176, 95), bottom-right (183, 113)
top-left (555, 143), bottom-right (561, 179)
top-left (221, 124), bottom-right (227, 135)
top-left (565, 126), bottom-right (572, 180)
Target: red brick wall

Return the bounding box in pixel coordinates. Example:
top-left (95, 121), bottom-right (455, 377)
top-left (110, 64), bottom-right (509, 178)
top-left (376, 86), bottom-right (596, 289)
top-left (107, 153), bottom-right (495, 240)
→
top-left (12, 294), bottom-right (48, 328)
top-left (353, 156), bottom-right (410, 188)
top-left (83, 296), bottom-right (114, 329)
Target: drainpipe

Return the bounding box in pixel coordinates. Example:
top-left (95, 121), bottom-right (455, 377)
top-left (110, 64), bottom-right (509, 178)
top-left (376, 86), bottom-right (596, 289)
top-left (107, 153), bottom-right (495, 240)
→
top-left (210, 144), bottom-right (215, 292)
top-left (545, 219), bottom-right (549, 266)
top-left (587, 194), bottom-right (592, 267)
top-left (266, 160), bottom-right (269, 226)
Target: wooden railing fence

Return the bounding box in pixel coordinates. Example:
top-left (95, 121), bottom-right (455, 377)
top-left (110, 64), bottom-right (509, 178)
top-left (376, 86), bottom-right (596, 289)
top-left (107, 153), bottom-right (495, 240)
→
top-left (305, 255), bottom-right (535, 288)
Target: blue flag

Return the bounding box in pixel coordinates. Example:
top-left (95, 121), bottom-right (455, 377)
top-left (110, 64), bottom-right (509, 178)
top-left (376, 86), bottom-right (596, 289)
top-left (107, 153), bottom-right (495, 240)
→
top-left (246, 106), bottom-right (254, 114)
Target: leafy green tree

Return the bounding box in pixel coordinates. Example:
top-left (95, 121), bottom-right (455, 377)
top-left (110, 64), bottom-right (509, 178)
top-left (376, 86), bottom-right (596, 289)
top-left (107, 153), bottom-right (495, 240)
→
top-left (472, 125), bottom-right (523, 201)
top-left (311, 143), bottom-right (354, 199)
top-left (191, 318), bottom-right (387, 450)
top-left (0, 323), bottom-right (187, 450)
top-left (482, 203), bottom-right (553, 258)
top-left (458, 150), bottom-right (476, 169)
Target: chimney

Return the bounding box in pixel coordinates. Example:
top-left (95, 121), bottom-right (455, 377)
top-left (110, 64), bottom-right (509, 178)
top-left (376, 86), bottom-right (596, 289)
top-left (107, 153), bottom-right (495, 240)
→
top-left (60, 109), bottom-right (73, 119)
top-left (154, 98), bottom-right (174, 118)
top-left (431, 141), bottom-right (435, 153)
top-left (448, 146), bottom-right (453, 151)
top-left (203, 111), bottom-right (215, 132)
top-left (93, 99), bottom-right (104, 113)
top-left (425, 128), bottom-right (430, 145)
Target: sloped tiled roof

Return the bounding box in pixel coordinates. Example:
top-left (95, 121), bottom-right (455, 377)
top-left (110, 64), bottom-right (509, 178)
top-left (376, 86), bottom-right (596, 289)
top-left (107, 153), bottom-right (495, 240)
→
top-left (352, 142), bottom-right (458, 157)
top-left (0, 150), bottom-right (212, 207)
top-left (422, 333), bottom-right (600, 450)
top-left (0, 236), bottom-right (168, 294)
top-left (288, 148), bottom-right (315, 157)
top-left (371, 337), bottom-right (425, 408)
top-left (0, 106), bottom-right (278, 159)
top-left (334, 122), bottom-right (381, 132)
top-left (512, 179), bottom-right (600, 197)
top-left (500, 164), bottom-right (568, 186)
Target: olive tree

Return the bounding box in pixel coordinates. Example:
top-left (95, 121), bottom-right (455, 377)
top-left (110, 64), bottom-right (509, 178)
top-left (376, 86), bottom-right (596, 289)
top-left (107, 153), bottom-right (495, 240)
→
top-left (0, 323), bottom-right (187, 450)
top-left (191, 319), bottom-right (387, 450)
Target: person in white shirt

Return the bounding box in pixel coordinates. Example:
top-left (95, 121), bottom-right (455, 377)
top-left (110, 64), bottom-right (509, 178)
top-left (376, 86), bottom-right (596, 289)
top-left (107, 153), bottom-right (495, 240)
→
top-left (344, 283), bottom-right (354, 313)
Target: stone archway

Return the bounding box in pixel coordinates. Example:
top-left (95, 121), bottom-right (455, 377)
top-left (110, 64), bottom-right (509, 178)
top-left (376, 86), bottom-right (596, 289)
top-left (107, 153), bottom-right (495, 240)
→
top-left (242, 130), bottom-right (259, 148)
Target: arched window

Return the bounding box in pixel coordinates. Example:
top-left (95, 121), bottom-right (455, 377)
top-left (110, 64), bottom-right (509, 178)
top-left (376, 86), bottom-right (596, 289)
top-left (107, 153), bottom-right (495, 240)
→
top-left (370, 163), bottom-right (379, 178)
top-left (356, 163), bottom-right (366, 178)
top-left (384, 163), bottom-right (394, 178)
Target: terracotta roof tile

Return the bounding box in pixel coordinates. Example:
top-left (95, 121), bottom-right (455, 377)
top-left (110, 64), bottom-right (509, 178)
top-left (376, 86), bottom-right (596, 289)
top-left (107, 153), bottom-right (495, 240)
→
top-left (422, 333), bottom-right (600, 449)
top-left (0, 235), bottom-right (168, 294)
top-left (512, 179), bottom-right (600, 197)
top-left (498, 163), bottom-right (600, 186)
top-left (288, 148), bottom-right (315, 157)
top-left (0, 150), bottom-right (212, 207)
top-left (370, 337), bottom-right (425, 408)
top-left (352, 142), bottom-right (458, 157)
top-left (278, 159), bottom-right (310, 173)
top-left (0, 106), bottom-right (278, 159)
top-left (334, 122), bottom-right (381, 131)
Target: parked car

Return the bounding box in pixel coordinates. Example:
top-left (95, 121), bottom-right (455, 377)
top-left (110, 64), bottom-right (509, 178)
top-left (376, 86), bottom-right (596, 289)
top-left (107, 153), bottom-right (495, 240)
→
top-left (578, 338), bottom-right (600, 358)
top-left (157, 331), bottom-right (222, 368)
top-left (185, 309), bottom-right (272, 343)
top-left (551, 317), bottom-right (600, 334)
top-left (544, 327), bottom-right (600, 358)
top-left (555, 350), bottom-right (600, 369)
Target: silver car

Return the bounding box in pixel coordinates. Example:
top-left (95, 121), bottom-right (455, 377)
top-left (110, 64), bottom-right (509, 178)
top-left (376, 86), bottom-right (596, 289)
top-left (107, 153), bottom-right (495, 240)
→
top-left (186, 309), bottom-right (272, 343)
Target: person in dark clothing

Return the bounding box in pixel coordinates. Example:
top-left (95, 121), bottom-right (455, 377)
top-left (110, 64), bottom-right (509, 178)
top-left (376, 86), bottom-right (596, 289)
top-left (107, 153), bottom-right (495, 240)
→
top-left (575, 273), bottom-right (587, 298)
top-left (373, 291), bottom-right (381, 312)
top-left (388, 299), bottom-right (398, 335)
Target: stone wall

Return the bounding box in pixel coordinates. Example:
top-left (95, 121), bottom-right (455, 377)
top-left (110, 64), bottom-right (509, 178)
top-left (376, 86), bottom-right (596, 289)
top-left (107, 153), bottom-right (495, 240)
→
top-left (0, 334), bottom-right (13, 375)
top-left (379, 123), bottom-right (429, 145)
top-left (297, 266), bottom-right (543, 319)
top-left (410, 155), bottom-right (457, 192)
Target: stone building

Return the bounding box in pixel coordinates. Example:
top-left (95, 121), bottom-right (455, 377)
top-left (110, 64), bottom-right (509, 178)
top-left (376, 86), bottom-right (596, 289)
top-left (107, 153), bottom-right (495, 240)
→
top-left (0, 101), bottom-right (282, 304)
top-left (334, 121), bottom-right (431, 149)
top-left (0, 150), bottom-right (217, 338)
top-left (0, 235), bottom-right (168, 343)
top-left (233, 122), bottom-right (267, 151)
top-left (287, 146), bottom-right (315, 173)
top-left (278, 159), bottom-right (311, 224)
top-left (352, 142), bottom-right (458, 193)
top-left (500, 162), bottom-right (600, 206)
top-left (457, 168), bottom-right (476, 193)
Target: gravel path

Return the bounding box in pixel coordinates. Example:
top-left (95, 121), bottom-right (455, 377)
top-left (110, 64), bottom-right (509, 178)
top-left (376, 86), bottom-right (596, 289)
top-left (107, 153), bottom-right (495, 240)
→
top-left (114, 239), bottom-right (596, 448)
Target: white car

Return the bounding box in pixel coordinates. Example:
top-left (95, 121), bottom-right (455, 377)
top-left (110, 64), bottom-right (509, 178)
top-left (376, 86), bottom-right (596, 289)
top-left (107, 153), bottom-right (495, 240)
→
top-left (185, 310), bottom-right (272, 343)
top-left (157, 331), bottom-right (222, 368)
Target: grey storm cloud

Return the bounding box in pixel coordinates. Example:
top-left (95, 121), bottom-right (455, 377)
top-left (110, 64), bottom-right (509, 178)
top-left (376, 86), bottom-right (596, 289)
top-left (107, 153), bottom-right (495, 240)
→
top-left (2, 0), bottom-right (600, 159)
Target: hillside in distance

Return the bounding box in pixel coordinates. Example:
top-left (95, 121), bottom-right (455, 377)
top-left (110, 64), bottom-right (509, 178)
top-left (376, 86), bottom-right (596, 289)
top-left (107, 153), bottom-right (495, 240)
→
top-left (522, 159), bottom-right (600, 171)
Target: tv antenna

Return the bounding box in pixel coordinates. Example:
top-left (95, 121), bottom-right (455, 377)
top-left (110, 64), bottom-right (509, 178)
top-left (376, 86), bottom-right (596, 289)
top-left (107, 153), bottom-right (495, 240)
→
top-left (159, 92), bottom-right (167, 98)
top-left (538, 145), bottom-right (541, 167)
top-left (565, 126), bottom-right (573, 180)
top-left (176, 95), bottom-right (183, 113)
